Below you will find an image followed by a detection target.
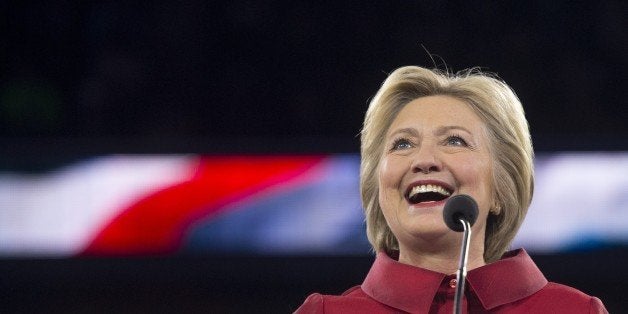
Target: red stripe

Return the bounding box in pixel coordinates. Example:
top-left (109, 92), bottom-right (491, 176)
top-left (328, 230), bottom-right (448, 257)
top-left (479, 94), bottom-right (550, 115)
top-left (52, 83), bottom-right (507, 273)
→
top-left (81, 155), bottom-right (324, 256)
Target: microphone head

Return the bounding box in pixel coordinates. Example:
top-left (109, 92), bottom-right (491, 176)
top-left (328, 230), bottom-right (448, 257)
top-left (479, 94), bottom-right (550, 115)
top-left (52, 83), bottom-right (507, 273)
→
top-left (443, 194), bottom-right (479, 232)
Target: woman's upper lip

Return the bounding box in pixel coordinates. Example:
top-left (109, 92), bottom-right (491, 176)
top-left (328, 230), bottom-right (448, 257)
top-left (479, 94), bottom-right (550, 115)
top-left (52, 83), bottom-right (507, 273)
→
top-left (404, 179), bottom-right (455, 199)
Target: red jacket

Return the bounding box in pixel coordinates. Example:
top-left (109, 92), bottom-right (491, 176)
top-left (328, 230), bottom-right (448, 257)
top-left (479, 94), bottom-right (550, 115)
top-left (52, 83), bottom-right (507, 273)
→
top-left (295, 249), bottom-right (607, 313)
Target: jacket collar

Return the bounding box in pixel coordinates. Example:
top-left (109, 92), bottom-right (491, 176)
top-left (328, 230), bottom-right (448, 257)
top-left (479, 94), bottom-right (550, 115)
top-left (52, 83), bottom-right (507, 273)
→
top-left (361, 249), bottom-right (547, 313)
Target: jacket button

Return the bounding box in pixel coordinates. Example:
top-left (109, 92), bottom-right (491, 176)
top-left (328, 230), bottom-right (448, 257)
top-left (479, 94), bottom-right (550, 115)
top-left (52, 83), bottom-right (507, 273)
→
top-left (449, 278), bottom-right (457, 288)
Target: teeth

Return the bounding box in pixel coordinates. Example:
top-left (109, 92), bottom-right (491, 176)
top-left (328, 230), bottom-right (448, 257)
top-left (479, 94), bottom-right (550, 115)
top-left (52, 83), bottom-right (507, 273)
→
top-left (409, 184), bottom-right (451, 199)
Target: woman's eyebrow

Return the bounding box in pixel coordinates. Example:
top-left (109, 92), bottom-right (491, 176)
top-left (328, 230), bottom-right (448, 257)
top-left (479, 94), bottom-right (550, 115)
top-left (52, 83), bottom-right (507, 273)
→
top-left (435, 125), bottom-right (473, 136)
top-left (387, 127), bottom-right (419, 138)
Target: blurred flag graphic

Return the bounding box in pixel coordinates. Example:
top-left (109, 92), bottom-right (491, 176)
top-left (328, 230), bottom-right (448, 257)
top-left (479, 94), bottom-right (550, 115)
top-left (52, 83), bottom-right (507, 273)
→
top-left (1, 153), bottom-right (627, 257)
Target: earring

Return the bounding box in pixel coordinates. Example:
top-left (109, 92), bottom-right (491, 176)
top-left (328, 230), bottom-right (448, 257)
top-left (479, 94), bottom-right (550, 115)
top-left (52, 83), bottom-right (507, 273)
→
top-left (490, 201), bottom-right (502, 215)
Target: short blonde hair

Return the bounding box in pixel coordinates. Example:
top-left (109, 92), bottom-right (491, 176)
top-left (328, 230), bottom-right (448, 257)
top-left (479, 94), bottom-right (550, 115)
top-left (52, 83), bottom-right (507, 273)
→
top-left (360, 66), bottom-right (534, 263)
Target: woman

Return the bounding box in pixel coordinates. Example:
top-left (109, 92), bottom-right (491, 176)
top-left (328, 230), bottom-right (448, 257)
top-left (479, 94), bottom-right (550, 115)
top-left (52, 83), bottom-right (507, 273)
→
top-left (296, 66), bottom-right (607, 313)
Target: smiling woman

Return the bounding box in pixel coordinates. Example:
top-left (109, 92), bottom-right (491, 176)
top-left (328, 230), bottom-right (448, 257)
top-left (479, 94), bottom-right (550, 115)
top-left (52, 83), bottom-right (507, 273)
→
top-left (378, 95), bottom-right (494, 274)
top-left (295, 66), bottom-right (608, 313)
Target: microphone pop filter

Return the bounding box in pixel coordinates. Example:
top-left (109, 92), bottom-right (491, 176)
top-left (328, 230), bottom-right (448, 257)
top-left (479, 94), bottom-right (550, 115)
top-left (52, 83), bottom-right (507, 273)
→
top-left (443, 195), bottom-right (479, 232)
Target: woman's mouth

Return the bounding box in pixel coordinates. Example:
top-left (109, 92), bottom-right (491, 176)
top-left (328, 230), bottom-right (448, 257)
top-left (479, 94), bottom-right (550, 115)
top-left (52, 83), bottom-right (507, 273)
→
top-left (405, 183), bottom-right (453, 205)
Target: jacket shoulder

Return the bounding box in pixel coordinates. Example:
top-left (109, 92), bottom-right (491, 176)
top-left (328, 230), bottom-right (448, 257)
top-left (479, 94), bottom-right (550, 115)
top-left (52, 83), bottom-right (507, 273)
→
top-left (545, 283), bottom-right (607, 313)
top-left (294, 293), bottom-right (325, 314)
top-left (506, 282), bottom-right (608, 313)
top-left (294, 286), bottom-right (393, 314)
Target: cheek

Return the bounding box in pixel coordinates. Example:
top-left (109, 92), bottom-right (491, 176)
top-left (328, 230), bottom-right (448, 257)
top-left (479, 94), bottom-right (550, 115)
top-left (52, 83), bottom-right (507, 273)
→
top-left (454, 156), bottom-right (493, 210)
top-left (377, 156), bottom-right (407, 210)
top-left (378, 155), bottom-right (406, 192)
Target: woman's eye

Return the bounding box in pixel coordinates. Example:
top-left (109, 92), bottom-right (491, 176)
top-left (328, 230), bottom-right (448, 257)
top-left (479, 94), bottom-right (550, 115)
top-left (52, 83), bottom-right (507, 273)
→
top-left (445, 136), bottom-right (468, 147)
top-left (391, 138), bottom-right (413, 151)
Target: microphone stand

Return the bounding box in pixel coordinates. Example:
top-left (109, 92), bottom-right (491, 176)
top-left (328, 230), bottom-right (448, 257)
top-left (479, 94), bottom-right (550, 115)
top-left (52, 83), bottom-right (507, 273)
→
top-left (453, 218), bottom-right (472, 314)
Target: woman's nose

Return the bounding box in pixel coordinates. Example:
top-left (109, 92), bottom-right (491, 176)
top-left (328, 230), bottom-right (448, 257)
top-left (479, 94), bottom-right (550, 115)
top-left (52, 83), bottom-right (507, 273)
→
top-left (411, 146), bottom-right (442, 174)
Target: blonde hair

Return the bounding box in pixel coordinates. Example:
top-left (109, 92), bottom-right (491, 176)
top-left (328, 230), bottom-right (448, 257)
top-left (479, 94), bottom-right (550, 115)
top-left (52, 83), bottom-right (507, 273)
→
top-left (360, 66), bottom-right (534, 262)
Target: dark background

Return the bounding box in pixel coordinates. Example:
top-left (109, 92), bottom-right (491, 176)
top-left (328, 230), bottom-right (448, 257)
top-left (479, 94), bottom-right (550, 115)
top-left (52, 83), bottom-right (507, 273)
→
top-left (1, 1), bottom-right (627, 313)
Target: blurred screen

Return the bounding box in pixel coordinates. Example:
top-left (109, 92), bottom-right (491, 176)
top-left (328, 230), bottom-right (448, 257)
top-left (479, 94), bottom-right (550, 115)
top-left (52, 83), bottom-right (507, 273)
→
top-left (1, 152), bottom-right (627, 257)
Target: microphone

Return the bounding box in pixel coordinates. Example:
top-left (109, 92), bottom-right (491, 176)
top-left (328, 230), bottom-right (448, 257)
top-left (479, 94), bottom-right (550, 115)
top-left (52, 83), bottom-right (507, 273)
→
top-left (443, 195), bottom-right (479, 314)
top-left (443, 194), bottom-right (478, 231)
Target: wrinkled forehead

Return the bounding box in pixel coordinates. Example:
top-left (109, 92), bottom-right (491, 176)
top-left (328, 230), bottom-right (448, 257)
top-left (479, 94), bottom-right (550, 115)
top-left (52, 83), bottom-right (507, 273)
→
top-left (383, 95), bottom-right (490, 140)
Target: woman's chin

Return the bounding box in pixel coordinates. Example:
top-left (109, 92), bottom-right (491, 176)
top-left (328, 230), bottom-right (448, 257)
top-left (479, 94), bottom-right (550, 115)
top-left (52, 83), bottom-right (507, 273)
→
top-left (400, 220), bottom-right (454, 243)
top-left (401, 204), bottom-right (448, 228)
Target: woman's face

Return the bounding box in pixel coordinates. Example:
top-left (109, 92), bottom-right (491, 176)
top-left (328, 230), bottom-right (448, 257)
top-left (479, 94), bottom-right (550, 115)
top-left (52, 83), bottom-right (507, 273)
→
top-left (378, 95), bottom-right (493, 252)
